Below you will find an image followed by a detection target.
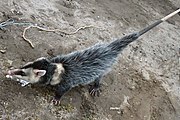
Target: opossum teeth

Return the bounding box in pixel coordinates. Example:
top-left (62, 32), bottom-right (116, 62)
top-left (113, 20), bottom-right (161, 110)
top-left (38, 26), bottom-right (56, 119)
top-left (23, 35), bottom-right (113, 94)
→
top-left (6, 75), bottom-right (29, 86)
top-left (6, 75), bottom-right (10, 78)
top-left (6, 75), bottom-right (12, 79)
top-left (19, 80), bottom-right (29, 87)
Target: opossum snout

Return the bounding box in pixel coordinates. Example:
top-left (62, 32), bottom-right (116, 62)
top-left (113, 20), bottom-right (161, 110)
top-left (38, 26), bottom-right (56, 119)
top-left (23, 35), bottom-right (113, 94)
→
top-left (6, 69), bottom-right (23, 75)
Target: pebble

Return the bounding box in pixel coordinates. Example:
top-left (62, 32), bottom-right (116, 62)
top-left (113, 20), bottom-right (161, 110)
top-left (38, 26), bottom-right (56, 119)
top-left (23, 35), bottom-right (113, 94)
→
top-left (0, 50), bottom-right (6, 54)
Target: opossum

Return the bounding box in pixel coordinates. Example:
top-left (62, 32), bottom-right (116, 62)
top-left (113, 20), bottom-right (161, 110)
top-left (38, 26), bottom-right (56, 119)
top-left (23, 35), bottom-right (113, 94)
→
top-left (5, 9), bottom-right (180, 105)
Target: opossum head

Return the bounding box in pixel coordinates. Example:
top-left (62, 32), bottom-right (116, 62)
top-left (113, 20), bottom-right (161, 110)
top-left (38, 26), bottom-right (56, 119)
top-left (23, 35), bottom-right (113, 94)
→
top-left (6, 57), bottom-right (64, 85)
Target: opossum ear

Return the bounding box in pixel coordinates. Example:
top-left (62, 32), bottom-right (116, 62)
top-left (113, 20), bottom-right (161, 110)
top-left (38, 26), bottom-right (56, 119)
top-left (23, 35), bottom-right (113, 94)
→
top-left (33, 69), bottom-right (46, 77)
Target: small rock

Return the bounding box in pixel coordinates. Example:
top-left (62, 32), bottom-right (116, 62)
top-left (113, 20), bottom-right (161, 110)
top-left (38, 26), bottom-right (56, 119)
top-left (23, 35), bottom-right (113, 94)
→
top-left (142, 69), bottom-right (150, 80)
top-left (136, 101), bottom-right (141, 105)
top-left (3, 59), bottom-right (13, 67)
top-left (0, 50), bottom-right (6, 54)
top-left (129, 86), bottom-right (135, 90)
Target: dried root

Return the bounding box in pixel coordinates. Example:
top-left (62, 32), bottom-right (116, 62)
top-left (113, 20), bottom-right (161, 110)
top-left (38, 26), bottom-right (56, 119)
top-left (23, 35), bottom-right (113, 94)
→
top-left (22, 25), bottom-right (94, 48)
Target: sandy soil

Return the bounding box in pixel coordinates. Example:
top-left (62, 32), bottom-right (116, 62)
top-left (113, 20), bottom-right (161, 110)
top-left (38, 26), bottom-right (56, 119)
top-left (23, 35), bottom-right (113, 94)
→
top-left (0, 0), bottom-right (180, 120)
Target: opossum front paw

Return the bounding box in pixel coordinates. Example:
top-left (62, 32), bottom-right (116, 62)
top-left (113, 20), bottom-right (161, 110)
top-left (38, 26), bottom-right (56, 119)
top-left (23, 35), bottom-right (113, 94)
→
top-left (89, 86), bottom-right (102, 97)
top-left (51, 97), bottom-right (61, 105)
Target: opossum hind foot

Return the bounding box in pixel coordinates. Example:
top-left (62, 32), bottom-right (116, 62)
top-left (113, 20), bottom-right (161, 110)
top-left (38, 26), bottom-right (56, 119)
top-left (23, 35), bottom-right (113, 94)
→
top-left (89, 85), bottom-right (102, 97)
top-left (51, 97), bottom-right (61, 105)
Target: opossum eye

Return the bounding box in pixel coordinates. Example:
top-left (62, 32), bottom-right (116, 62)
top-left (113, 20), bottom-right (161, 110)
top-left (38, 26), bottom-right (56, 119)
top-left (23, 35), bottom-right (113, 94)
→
top-left (21, 71), bottom-right (26, 76)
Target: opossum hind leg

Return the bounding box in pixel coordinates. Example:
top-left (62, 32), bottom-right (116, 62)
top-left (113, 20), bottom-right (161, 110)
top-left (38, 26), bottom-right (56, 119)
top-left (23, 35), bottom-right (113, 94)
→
top-left (52, 83), bottom-right (71, 105)
top-left (89, 76), bottom-right (102, 97)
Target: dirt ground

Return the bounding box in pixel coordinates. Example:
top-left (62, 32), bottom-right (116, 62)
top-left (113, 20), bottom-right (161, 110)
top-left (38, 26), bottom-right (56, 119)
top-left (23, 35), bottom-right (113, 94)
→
top-left (0, 0), bottom-right (180, 120)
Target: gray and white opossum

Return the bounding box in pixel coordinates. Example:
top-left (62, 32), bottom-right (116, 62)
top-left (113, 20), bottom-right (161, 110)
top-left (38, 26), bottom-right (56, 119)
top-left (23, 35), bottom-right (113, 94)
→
top-left (5, 9), bottom-right (180, 105)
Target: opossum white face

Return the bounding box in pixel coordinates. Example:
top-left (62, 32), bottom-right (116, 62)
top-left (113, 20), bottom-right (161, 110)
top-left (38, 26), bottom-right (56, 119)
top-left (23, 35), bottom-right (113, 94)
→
top-left (6, 57), bottom-right (49, 84)
top-left (7, 68), bottom-right (46, 83)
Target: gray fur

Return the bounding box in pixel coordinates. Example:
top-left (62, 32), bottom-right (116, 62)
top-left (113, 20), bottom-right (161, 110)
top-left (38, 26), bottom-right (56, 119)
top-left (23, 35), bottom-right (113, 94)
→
top-left (6, 32), bottom-right (141, 102)
top-left (50, 33), bottom-right (139, 87)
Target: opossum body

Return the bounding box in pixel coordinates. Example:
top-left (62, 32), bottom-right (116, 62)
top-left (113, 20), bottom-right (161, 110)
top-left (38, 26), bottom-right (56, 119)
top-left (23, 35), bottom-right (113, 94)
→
top-left (6, 9), bottom-right (180, 104)
top-left (6, 33), bottom-right (139, 104)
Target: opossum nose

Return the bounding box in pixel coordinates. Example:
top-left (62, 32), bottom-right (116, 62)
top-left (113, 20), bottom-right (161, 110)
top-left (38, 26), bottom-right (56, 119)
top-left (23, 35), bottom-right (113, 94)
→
top-left (6, 69), bottom-right (21, 75)
top-left (3, 70), bottom-right (11, 75)
top-left (5, 70), bottom-right (13, 75)
top-left (8, 70), bottom-right (11, 75)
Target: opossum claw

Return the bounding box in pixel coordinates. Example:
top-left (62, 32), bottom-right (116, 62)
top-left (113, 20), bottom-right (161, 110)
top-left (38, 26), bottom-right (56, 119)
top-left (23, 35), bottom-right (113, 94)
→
top-left (89, 86), bottom-right (101, 97)
top-left (51, 98), bottom-right (61, 105)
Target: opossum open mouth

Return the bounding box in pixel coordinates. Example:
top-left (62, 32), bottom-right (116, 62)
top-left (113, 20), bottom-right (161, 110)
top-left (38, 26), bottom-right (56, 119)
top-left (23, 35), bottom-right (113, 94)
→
top-left (5, 69), bottom-right (30, 87)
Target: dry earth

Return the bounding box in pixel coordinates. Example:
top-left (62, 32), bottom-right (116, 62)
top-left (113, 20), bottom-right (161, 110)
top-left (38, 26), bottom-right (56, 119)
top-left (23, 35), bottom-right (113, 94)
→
top-left (0, 0), bottom-right (180, 120)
